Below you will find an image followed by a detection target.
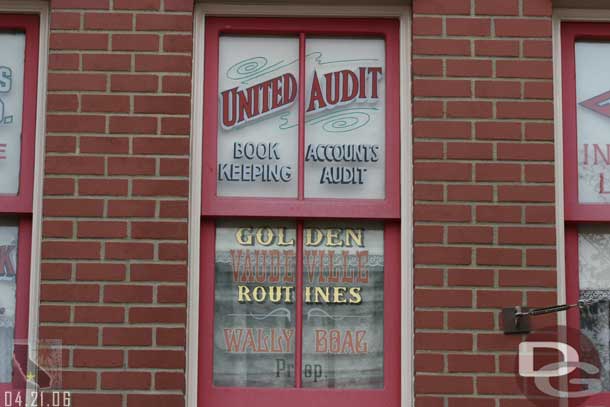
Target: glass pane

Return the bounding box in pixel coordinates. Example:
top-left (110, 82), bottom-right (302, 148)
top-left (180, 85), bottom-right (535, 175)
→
top-left (0, 33), bottom-right (25, 195)
top-left (579, 224), bottom-right (610, 390)
top-left (302, 221), bottom-right (384, 388)
top-left (214, 220), bottom-right (297, 387)
top-left (217, 36), bottom-right (299, 198)
top-left (304, 38), bottom-right (386, 199)
top-left (0, 219), bottom-right (19, 383)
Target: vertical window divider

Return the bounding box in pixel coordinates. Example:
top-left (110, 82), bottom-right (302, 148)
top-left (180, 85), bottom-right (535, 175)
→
top-left (298, 33), bottom-right (306, 201)
top-left (295, 221), bottom-right (304, 388)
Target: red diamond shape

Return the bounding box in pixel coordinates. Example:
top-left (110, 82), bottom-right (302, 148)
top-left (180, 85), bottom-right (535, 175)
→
top-left (581, 90), bottom-right (610, 118)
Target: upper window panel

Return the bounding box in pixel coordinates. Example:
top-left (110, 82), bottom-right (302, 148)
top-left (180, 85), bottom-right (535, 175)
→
top-left (0, 33), bottom-right (25, 196)
top-left (218, 36), bottom-right (299, 198)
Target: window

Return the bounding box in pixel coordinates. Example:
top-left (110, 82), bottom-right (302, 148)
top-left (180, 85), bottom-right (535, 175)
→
top-left (0, 14), bottom-right (39, 394)
top-left (199, 17), bottom-right (400, 406)
top-left (563, 22), bottom-right (610, 404)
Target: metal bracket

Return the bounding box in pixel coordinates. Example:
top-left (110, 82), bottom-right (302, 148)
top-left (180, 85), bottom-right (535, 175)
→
top-left (501, 307), bottom-right (531, 335)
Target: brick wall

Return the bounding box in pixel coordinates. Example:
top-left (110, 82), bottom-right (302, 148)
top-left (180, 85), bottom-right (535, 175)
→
top-left (412, 0), bottom-right (556, 405)
top-left (40, 1), bottom-right (192, 406)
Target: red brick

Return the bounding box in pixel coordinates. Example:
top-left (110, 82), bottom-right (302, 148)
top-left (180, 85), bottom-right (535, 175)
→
top-left (47, 114), bottom-right (106, 133)
top-left (448, 226), bottom-right (493, 244)
top-left (413, 101), bottom-right (443, 118)
top-left (415, 311), bottom-right (444, 330)
top-left (74, 306), bottom-right (125, 323)
top-left (41, 263), bottom-right (72, 280)
top-left (44, 178), bottom-right (75, 195)
top-left (498, 143), bottom-right (554, 161)
top-left (478, 376), bottom-right (522, 395)
top-left (448, 268), bottom-right (494, 286)
top-left (162, 75), bottom-right (190, 93)
top-left (112, 74), bottom-right (158, 92)
top-left (447, 312), bottom-right (495, 330)
top-left (447, 142), bottom-right (493, 159)
top-left (414, 0), bottom-right (470, 15)
top-left (475, 40), bottom-right (519, 57)
top-left (83, 54), bottom-right (131, 71)
top-left (44, 198), bottom-right (104, 217)
top-left (85, 12), bottom-right (132, 30)
top-left (131, 263), bottom-right (187, 282)
top-left (415, 353), bottom-right (444, 372)
top-left (128, 395), bottom-right (185, 407)
top-left (414, 142), bottom-right (443, 159)
top-left (78, 220), bottom-right (128, 238)
top-left (51, 12), bottom-right (81, 29)
top-left (524, 40), bottom-right (553, 58)
top-left (69, 394), bottom-right (121, 407)
top-left (476, 205), bottom-right (521, 223)
top-left (161, 117), bottom-right (190, 134)
top-left (129, 307), bottom-right (186, 324)
top-left (414, 225), bottom-right (443, 243)
top-left (48, 73), bottom-right (106, 91)
top-left (159, 243), bottom-right (187, 260)
top-left (136, 14), bottom-right (192, 31)
top-left (414, 184), bottom-right (444, 201)
top-left (163, 34), bottom-right (192, 52)
top-left (496, 102), bottom-right (553, 120)
top-left (525, 206), bottom-right (555, 223)
top-left (103, 327), bottom-right (152, 346)
top-left (413, 59), bottom-right (443, 76)
top-left (41, 283), bottom-right (99, 302)
top-left (447, 101), bottom-right (492, 118)
top-left (49, 53), bottom-right (80, 70)
top-left (76, 263), bottom-right (126, 281)
top-left (158, 286), bottom-right (187, 304)
top-left (414, 38), bottom-right (471, 55)
top-left (475, 0), bottom-right (519, 15)
top-left (46, 156), bottom-right (105, 175)
top-left (477, 248), bottom-right (522, 266)
top-left (82, 94), bottom-right (130, 112)
top-left (105, 285), bottom-right (153, 303)
top-left (43, 220), bottom-right (73, 238)
top-left (415, 204), bottom-right (471, 222)
top-left (525, 122), bottom-right (553, 141)
top-left (109, 116), bottom-right (158, 134)
top-left (413, 17), bottom-right (442, 35)
top-left (39, 327), bottom-right (98, 346)
top-left (133, 137), bottom-right (189, 155)
top-left (449, 398), bottom-right (495, 407)
top-left (109, 157), bottom-right (156, 175)
top-left (51, 33), bottom-right (108, 50)
top-left (414, 268), bottom-right (444, 286)
top-left (108, 200), bottom-right (156, 217)
top-left (496, 60), bottom-right (552, 79)
top-left (134, 95), bottom-right (190, 114)
top-left (160, 158), bottom-right (189, 176)
top-left (446, 18), bottom-right (491, 36)
top-left (499, 226), bottom-right (555, 245)
top-left (416, 375), bottom-right (473, 394)
top-left (475, 81), bottom-right (521, 99)
top-left (475, 122), bottom-right (521, 140)
top-left (132, 179), bottom-right (189, 197)
top-left (135, 54), bottom-right (191, 73)
top-left (40, 305), bottom-right (71, 322)
top-left (165, 0), bottom-right (193, 11)
top-left (478, 333), bottom-right (523, 351)
top-left (80, 136), bottom-right (130, 154)
top-left (526, 249), bottom-right (556, 266)
top-left (447, 185), bottom-right (493, 202)
top-left (157, 327), bottom-right (186, 345)
top-left (498, 185), bottom-right (554, 202)
top-left (478, 289), bottom-right (523, 308)
top-left (414, 121), bottom-right (471, 139)
top-left (415, 247), bottom-right (472, 265)
top-left (447, 59), bottom-right (492, 77)
top-left (114, 0), bottom-right (160, 10)
top-left (524, 0), bottom-right (552, 16)
top-left (46, 136), bottom-right (77, 153)
top-left (61, 371), bottom-right (97, 389)
top-left (159, 201), bottom-right (188, 218)
top-left (414, 79), bottom-right (471, 97)
top-left (47, 94), bottom-right (78, 112)
top-left (42, 241), bottom-right (101, 259)
top-left (53, 0), bottom-right (109, 9)
top-left (499, 269), bottom-right (556, 287)
top-left (132, 222), bottom-right (187, 240)
top-left (106, 242), bottom-right (154, 260)
top-left (112, 34), bottom-right (160, 51)
top-left (416, 333), bottom-right (473, 351)
top-left (74, 349), bottom-right (123, 368)
top-left (102, 372), bottom-right (151, 390)
top-left (415, 162), bottom-right (472, 181)
top-left (495, 19), bottom-right (552, 38)
top-left (524, 81), bottom-right (553, 99)
top-left (476, 163), bottom-right (521, 182)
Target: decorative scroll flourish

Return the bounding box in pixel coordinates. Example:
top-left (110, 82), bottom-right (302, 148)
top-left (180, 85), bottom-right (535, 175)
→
top-left (228, 307), bottom-right (292, 322)
top-left (279, 107), bottom-right (378, 133)
top-left (306, 307), bottom-right (368, 321)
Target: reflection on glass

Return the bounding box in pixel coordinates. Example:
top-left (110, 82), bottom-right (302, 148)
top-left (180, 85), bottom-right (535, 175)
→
top-left (579, 224), bottom-right (610, 389)
top-left (0, 219), bottom-right (19, 383)
top-left (304, 38), bottom-right (386, 199)
top-left (0, 33), bottom-right (25, 195)
top-left (213, 220), bottom-right (296, 387)
top-left (302, 221), bottom-right (383, 388)
top-left (216, 36), bottom-right (299, 198)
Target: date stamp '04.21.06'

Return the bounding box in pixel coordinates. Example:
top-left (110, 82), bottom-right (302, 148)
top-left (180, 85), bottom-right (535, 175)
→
top-left (4, 391), bottom-right (71, 407)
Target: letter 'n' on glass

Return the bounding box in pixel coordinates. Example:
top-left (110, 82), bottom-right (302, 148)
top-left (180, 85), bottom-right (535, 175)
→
top-left (200, 17), bottom-right (400, 407)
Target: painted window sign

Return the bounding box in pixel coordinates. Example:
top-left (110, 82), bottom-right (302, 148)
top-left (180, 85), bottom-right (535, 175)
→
top-left (217, 36), bottom-right (386, 199)
top-left (213, 221), bottom-right (384, 388)
top-left (0, 33), bottom-right (25, 196)
top-left (0, 221), bottom-right (19, 383)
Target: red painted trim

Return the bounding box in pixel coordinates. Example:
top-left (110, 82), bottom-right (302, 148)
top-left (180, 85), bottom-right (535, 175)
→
top-left (198, 220), bottom-right (401, 406)
top-left (202, 17), bottom-right (400, 219)
top-left (0, 15), bottom-right (39, 214)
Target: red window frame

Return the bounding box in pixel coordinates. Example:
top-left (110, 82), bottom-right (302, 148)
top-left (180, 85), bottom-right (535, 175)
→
top-left (0, 14), bottom-right (39, 395)
top-left (199, 17), bottom-right (401, 407)
top-left (563, 22), bottom-right (610, 405)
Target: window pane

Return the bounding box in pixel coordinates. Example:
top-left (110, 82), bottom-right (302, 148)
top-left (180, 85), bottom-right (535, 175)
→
top-left (214, 220), bottom-right (297, 387)
top-left (0, 220), bottom-right (19, 383)
top-left (304, 38), bottom-right (386, 199)
top-left (217, 36), bottom-right (299, 198)
top-left (302, 221), bottom-right (383, 388)
top-left (0, 33), bottom-right (25, 195)
top-left (579, 224), bottom-right (610, 390)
